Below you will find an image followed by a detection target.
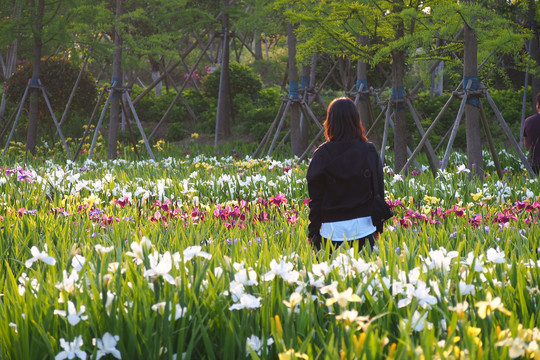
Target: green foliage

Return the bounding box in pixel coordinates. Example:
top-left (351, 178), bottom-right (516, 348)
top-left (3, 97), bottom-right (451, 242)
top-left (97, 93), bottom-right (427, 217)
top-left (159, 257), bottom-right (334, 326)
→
top-left (232, 86), bottom-right (283, 140)
top-left (202, 62), bottom-right (263, 99)
top-left (250, 59), bottom-right (287, 87)
top-left (5, 57), bottom-right (98, 116)
top-left (3, 57), bottom-right (98, 142)
top-left (131, 87), bottom-right (212, 119)
top-left (130, 81), bottom-right (282, 142)
top-left (406, 87), bottom-right (532, 152)
top-left (166, 122), bottom-right (187, 141)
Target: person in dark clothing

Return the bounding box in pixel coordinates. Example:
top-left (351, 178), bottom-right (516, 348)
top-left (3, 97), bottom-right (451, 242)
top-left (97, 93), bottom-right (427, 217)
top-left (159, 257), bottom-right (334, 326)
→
top-left (306, 97), bottom-right (385, 251)
top-left (523, 93), bottom-right (540, 175)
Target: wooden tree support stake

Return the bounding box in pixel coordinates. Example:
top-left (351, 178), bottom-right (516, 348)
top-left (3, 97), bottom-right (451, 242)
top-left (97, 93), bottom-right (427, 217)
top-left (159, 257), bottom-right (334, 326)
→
top-left (119, 96), bottom-right (141, 160)
top-left (73, 87), bottom-right (107, 161)
top-left (479, 103), bottom-right (503, 179)
top-left (253, 100), bottom-right (288, 157)
top-left (406, 98), bottom-right (439, 175)
top-left (484, 87), bottom-right (535, 177)
top-left (3, 79), bottom-right (71, 158)
top-left (148, 35), bottom-right (216, 141)
top-left (39, 80), bottom-right (72, 158)
top-left (399, 90), bottom-right (456, 174)
top-left (380, 98), bottom-right (391, 164)
top-left (365, 101), bottom-right (388, 138)
top-left (88, 85), bottom-right (115, 160)
top-left (2, 82), bottom-right (30, 158)
top-left (267, 100), bottom-right (291, 155)
top-left (440, 80), bottom-right (471, 171)
top-left (123, 92), bottom-right (156, 161)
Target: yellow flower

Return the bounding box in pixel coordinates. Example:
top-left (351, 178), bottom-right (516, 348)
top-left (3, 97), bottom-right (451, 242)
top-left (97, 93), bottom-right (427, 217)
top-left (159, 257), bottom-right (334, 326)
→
top-left (326, 287), bottom-right (362, 308)
top-left (471, 191), bottom-right (483, 202)
top-left (335, 309), bottom-right (370, 329)
top-left (468, 326), bottom-right (481, 338)
top-left (420, 205), bottom-right (432, 214)
top-left (475, 292), bottom-right (512, 319)
top-left (283, 292), bottom-right (302, 309)
top-left (448, 301), bottom-right (469, 320)
top-left (423, 195), bottom-right (440, 205)
top-left (387, 342), bottom-right (397, 358)
top-left (83, 194), bottom-right (102, 208)
top-left (191, 132), bottom-right (199, 139)
top-left (153, 139), bottom-right (165, 150)
top-left (278, 349), bottom-right (309, 360)
top-left (274, 315), bottom-right (282, 338)
top-left (61, 195), bottom-right (78, 207)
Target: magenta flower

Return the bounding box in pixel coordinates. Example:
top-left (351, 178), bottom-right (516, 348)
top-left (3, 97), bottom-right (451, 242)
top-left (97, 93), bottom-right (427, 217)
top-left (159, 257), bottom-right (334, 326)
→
top-left (287, 214), bottom-right (299, 225)
top-left (115, 197), bottom-right (131, 208)
top-left (269, 194), bottom-right (287, 206)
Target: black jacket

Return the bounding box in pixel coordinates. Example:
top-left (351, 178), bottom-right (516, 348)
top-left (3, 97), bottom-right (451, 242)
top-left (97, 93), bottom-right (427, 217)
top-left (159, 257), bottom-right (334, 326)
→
top-left (306, 139), bottom-right (384, 240)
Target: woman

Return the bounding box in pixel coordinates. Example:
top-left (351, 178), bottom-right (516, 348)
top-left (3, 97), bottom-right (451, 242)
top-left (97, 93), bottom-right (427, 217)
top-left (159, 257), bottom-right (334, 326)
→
top-left (306, 97), bottom-right (385, 251)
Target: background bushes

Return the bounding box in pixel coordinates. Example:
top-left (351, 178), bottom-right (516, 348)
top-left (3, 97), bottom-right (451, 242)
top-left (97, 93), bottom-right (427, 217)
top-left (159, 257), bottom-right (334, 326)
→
top-left (4, 57), bottom-right (98, 141)
top-left (1, 56), bottom-right (532, 151)
top-left (403, 88), bottom-right (531, 151)
top-left (130, 63), bottom-right (283, 142)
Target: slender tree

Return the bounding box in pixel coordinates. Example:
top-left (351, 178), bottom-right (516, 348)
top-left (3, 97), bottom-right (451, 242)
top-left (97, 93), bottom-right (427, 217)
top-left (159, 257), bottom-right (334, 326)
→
top-left (463, 16), bottom-right (484, 178)
top-left (527, 0), bottom-right (540, 111)
top-left (288, 21), bottom-right (304, 156)
top-left (215, 0), bottom-right (231, 144)
top-left (356, 36), bottom-right (374, 145)
top-left (0, 2), bottom-right (20, 121)
top-left (390, 0), bottom-right (408, 172)
top-left (25, 0), bottom-right (45, 155)
top-left (107, 0), bottom-right (123, 160)
top-left (0, 0), bottom-right (110, 154)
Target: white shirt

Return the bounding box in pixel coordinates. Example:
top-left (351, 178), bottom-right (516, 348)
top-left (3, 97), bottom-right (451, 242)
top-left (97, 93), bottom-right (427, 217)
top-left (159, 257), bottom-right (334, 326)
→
top-left (320, 216), bottom-right (376, 242)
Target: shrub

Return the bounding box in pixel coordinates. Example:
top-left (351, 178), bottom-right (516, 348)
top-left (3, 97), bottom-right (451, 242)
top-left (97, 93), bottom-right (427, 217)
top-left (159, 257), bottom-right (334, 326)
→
top-left (166, 122), bottom-right (187, 141)
top-left (202, 62), bottom-right (262, 99)
top-left (250, 59), bottom-right (286, 87)
top-left (130, 86), bottom-right (215, 141)
top-left (5, 57), bottom-right (97, 118)
top-left (131, 86), bottom-right (184, 123)
top-left (404, 86), bottom-right (531, 152)
top-left (233, 86), bottom-right (283, 140)
top-left (3, 57), bottom-right (97, 141)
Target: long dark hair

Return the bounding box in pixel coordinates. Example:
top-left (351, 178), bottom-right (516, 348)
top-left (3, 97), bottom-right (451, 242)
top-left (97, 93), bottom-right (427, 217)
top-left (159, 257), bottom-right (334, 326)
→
top-left (324, 97), bottom-right (368, 142)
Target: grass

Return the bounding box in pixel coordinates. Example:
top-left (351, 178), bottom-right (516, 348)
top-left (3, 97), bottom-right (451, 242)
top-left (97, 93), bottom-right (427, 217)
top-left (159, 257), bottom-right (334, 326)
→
top-left (0, 140), bottom-right (539, 359)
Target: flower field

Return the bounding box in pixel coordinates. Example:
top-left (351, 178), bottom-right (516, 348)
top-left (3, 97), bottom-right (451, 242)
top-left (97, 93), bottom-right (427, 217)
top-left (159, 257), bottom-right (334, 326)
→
top-left (1, 146), bottom-right (540, 359)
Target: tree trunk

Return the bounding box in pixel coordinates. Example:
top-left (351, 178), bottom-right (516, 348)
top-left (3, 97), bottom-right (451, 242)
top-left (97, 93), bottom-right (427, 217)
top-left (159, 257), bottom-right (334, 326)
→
top-left (298, 61), bottom-right (310, 149)
top-left (464, 22), bottom-right (484, 179)
top-left (356, 36), bottom-right (372, 141)
top-left (430, 39), bottom-right (444, 98)
top-left (391, 7), bottom-right (407, 172)
top-left (392, 57), bottom-right (407, 172)
top-left (2, 3), bottom-right (20, 121)
top-left (528, 0), bottom-right (540, 112)
top-left (288, 22), bottom-right (303, 156)
top-left (431, 62), bottom-right (444, 98)
top-left (254, 30), bottom-right (263, 60)
top-left (215, 0), bottom-right (231, 143)
top-left (107, 0), bottom-right (123, 160)
top-left (149, 56), bottom-right (162, 97)
top-left (26, 0), bottom-right (45, 156)
top-left (264, 33), bottom-right (270, 61)
top-left (0, 42), bottom-right (18, 121)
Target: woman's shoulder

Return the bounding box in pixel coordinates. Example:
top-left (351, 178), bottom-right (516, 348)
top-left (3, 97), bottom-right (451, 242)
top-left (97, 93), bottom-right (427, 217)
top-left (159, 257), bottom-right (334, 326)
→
top-left (361, 140), bottom-right (378, 153)
top-left (311, 141), bottom-right (331, 157)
